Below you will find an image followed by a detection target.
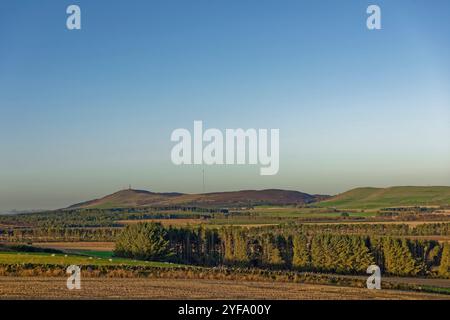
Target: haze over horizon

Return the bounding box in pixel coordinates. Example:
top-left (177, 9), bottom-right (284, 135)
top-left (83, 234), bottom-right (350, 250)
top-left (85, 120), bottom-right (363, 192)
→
top-left (1, 0), bottom-right (450, 211)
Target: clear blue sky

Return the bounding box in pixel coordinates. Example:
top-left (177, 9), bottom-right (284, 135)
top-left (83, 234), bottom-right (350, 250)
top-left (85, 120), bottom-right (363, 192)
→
top-left (1, 0), bottom-right (449, 210)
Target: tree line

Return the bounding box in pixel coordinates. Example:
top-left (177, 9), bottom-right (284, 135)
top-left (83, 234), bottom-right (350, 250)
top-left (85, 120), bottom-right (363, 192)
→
top-left (276, 222), bottom-right (450, 236)
top-left (2, 221), bottom-right (449, 245)
top-left (0, 227), bottom-right (121, 242)
top-left (0, 208), bottom-right (220, 228)
top-left (115, 223), bottom-right (450, 278)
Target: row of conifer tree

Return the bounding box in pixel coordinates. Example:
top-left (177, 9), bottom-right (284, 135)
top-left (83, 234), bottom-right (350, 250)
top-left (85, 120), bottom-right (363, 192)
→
top-left (115, 223), bottom-right (450, 278)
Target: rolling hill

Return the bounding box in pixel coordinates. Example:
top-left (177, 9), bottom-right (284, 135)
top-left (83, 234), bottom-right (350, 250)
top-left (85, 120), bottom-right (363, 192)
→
top-left (68, 189), bottom-right (183, 209)
top-left (68, 188), bottom-right (322, 209)
top-left (317, 186), bottom-right (450, 209)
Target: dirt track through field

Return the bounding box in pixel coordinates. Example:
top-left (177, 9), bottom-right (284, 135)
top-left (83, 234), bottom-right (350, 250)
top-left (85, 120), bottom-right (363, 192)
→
top-left (0, 277), bottom-right (448, 300)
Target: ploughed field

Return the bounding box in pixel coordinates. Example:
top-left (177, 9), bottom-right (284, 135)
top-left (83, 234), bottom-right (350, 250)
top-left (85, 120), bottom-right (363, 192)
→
top-left (0, 277), bottom-right (448, 300)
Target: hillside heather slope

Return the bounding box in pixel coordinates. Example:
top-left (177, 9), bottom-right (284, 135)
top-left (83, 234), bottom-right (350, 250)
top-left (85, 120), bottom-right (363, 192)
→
top-left (156, 189), bottom-right (319, 206)
top-left (68, 189), bottom-right (183, 209)
top-left (317, 186), bottom-right (450, 209)
top-left (68, 189), bottom-right (322, 209)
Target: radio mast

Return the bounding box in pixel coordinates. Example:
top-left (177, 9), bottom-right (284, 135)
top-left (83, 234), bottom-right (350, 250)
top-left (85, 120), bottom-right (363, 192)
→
top-left (202, 167), bottom-right (205, 193)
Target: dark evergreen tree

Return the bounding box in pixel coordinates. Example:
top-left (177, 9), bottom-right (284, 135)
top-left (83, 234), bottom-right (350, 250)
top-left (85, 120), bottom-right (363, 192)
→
top-left (292, 234), bottom-right (310, 270)
top-left (115, 222), bottom-right (171, 261)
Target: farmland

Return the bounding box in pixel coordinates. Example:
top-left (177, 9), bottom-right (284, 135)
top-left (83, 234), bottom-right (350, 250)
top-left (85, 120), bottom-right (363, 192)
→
top-left (317, 186), bottom-right (450, 210)
top-left (33, 241), bottom-right (114, 252)
top-left (1, 277), bottom-right (448, 300)
top-left (0, 247), bottom-right (449, 299)
top-left (0, 186), bottom-right (449, 299)
top-left (0, 252), bottom-right (179, 267)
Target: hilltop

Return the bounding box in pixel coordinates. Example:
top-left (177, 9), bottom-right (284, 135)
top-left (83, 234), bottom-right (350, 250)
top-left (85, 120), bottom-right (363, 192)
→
top-left (68, 188), bottom-right (322, 209)
top-left (68, 189), bottom-right (183, 209)
top-left (317, 186), bottom-right (450, 209)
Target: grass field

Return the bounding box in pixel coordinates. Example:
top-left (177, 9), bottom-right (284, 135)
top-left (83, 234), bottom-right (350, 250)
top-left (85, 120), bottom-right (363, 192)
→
top-left (0, 277), bottom-right (448, 300)
top-left (33, 242), bottom-right (115, 252)
top-left (0, 252), bottom-right (179, 267)
top-left (246, 206), bottom-right (376, 218)
top-left (318, 186), bottom-right (450, 209)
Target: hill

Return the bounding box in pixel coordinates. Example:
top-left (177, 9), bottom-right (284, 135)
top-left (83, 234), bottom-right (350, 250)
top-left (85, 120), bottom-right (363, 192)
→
top-left (156, 189), bottom-right (319, 207)
top-left (68, 188), bottom-right (321, 209)
top-left (317, 186), bottom-right (450, 209)
top-left (68, 189), bottom-right (183, 209)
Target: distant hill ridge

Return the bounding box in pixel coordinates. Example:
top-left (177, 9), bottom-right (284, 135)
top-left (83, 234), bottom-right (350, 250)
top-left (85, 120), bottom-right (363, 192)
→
top-left (317, 186), bottom-right (450, 209)
top-left (68, 186), bottom-right (450, 210)
top-left (68, 188), bottom-right (323, 209)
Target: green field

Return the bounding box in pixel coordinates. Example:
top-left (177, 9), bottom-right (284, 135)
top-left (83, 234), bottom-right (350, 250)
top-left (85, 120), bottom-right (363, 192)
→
top-left (317, 186), bottom-right (450, 209)
top-left (0, 251), bottom-right (180, 267)
top-left (252, 207), bottom-right (375, 217)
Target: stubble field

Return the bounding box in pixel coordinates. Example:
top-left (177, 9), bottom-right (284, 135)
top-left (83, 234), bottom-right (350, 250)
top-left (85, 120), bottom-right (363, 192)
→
top-left (0, 277), bottom-right (448, 300)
